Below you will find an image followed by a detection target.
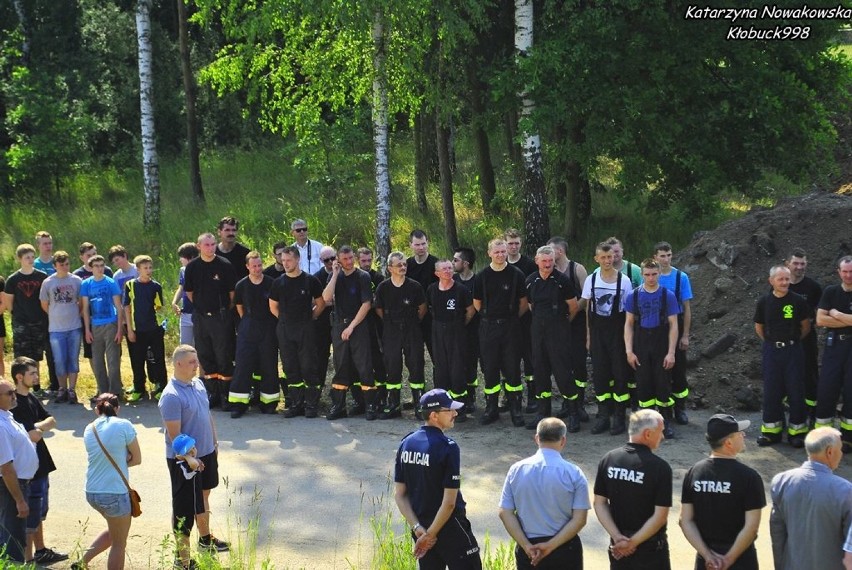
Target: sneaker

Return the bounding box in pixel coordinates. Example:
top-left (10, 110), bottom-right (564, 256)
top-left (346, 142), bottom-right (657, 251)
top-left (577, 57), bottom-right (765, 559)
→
top-left (55, 388), bottom-right (69, 404)
top-left (68, 389), bottom-right (78, 404)
top-left (126, 391), bottom-right (144, 403)
top-left (757, 435), bottom-right (781, 447)
top-left (34, 547), bottom-right (69, 564)
top-left (173, 558), bottom-right (198, 570)
top-left (198, 534), bottom-right (230, 553)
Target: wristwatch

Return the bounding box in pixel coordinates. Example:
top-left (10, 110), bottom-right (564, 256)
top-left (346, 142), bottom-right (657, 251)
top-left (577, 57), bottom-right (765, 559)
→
top-left (412, 523), bottom-right (423, 533)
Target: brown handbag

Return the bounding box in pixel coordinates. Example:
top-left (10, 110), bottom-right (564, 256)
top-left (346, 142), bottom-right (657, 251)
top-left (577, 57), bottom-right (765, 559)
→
top-left (92, 424), bottom-right (142, 517)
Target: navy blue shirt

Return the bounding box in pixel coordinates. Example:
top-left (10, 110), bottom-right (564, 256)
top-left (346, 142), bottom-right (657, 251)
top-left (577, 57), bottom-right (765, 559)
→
top-left (394, 426), bottom-right (465, 526)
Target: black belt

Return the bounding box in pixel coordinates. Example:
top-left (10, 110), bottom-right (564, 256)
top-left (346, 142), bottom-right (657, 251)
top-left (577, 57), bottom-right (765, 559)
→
top-left (481, 317), bottom-right (512, 324)
top-left (838, 334), bottom-right (851, 341)
top-left (771, 340), bottom-right (796, 348)
top-left (335, 318), bottom-right (353, 325)
top-left (200, 308), bottom-right (227, 317)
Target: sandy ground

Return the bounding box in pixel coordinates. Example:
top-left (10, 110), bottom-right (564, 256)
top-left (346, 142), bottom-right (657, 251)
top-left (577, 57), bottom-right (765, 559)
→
top-left (30, 396), bottom-right (852, 569)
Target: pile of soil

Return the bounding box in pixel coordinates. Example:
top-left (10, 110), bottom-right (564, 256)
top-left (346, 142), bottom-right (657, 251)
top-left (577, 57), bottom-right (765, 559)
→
top-left (674, 191), bottom-right (852, 412)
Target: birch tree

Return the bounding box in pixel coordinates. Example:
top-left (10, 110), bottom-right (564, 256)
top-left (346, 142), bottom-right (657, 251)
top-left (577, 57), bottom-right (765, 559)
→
top-left (515, 0), bottom-right (549, 251)
top-left (136, 0), bottom-right (160, 229)
top-left (372, 8), bottom-right (391, 267)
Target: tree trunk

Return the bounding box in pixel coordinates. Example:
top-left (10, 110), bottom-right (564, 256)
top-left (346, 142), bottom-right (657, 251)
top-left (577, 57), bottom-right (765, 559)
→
top-left (436, 118), bottom-right (459, 251)
top-left (372, 9), bottom-right (391, 271)
top-left (12, 0), bottom-right (30, 64)
top-left (136, 0), bottom-right (160, 229)
top-left (413, 112), bottom-right (428, 213)
top-left (467, 62), bottom-right (497, 213)
top-left (515, 0), bottom-right (549, 252)
top-left (177, 0), bottom-right (204, 204)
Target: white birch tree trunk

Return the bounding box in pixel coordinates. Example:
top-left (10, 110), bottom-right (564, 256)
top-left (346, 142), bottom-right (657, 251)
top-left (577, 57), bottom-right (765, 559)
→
top-left (136, 0), bottom-right (161, 229)
top-left (372, 8), bottom-right (391, 270)
top-left (515, 0), bottom-right (549, 250)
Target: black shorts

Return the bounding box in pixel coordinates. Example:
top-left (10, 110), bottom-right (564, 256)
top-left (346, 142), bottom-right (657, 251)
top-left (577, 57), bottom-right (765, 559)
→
top-left (12, 322), bottom-right (46, 360)
top-left (167, 451), bottom-right (219, 535)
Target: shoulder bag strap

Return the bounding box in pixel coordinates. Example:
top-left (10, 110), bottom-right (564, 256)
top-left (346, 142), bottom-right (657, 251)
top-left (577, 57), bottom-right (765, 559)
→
top-left (92, 424), bottom-right (132, 494)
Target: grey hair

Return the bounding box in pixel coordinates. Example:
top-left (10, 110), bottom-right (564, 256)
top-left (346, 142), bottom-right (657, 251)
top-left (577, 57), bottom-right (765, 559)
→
top-left (805, 427), bottom-right (841, 456)
top-left (290, 219), bottom-right (307, 230)
top-left (172, 344), bottom-right (198, 365)
top-left (769, 264), bottom-right (790, 279)
top-left (535, 246), bottom-right (555, 259)
top-left (387, 251), bottom-right (406, 266)
top-left (536, 417), bottom-right (567, 442)
top-left (628, 409), bottom-right (663, 437)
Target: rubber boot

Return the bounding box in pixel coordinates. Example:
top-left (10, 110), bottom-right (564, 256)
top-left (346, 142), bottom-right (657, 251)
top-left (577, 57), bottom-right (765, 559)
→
top-left (283, 386), bottom-right (306, 418)
top-left (610, 402), bottom-right (627, 436)
top-left (566, 399), bottom-right (582, 433)
top-left (379, 389), bottom-right (401, 420)
top-left (526, 398), bottom-right (552, 431)
top-left (674, 398), bottom-right (689, 425)
top-left (557, 398), bottom-right (571, 419)
top-left (204, 377), bottom-right (221, 409)
top-left (219, 381), bottom-right (233, 412)
top-left (304, 386), bottom-right (320, 418)
top-left (326, 389), bottom-right (348, 420)
top-left (229, 403), bottom-right (248, 419)
top-left (591, 400), bottom-right (612, 435)
top-left (376, 385), bottom-right (388, 412)
top-left (466, 387), bottom-right (477, 413)
top-left (480, 393), bottom-right (499, 425)
top-left (525, 381), bottom-right (538, 414)
top-left (411, 389), bottom-right (424, 420)
top-left (364, 389), bottom-right (379, 421)
top-left (509, 392), bottom-right (525, 427)
top-left (577, 386), bottom-right (590, 422)
top-left (661, 406), bottom-right (675, 439)
top-left (454, 399), bottom-right (468, 423)
top-left (349, 385), bottom-right (365, 416)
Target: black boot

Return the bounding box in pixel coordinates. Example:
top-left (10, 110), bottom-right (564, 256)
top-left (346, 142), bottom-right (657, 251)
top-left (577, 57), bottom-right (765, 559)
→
top-left (326, 389), bottom-right (348, 420)
top-left (674, 399), bottom-right (689, 425)
top-left (525, 382), bottom-right (538, 414)
top-left (229, 403), bottom-right (248, 419)
top-left (480, 393), bottom-right (499, 425)
top-left (509, 392), bottom-right (525, 427)
top-left (379, 390), bottom-right (401, 420)
top-left (577, 385), bottom-right (590, 422)
top-left (364, 389), bottom-right (379, 421)
top-left (304, 386), bottom-right (320, 418)
top-left (661, 407), bottom-right (675, 439)
top-left (465, 387), bottom-right (477, 413)
top-left (204, 377), bottom-right (221, 409)
top-left (219, 381), bottom-right (232, 412)
top-left (564, 399), bottom-right (580, 433)
top-left (349, 385), bottom-right (365, 416)
top-left (526, 398), bottom-right (552, 430)
top-left (610, 402), bottom-right (627, 436)
top-left (591, 400), bottom-right (612, 435)
top-left (411, 389), bottom-right (424, 420)
top-left (283, 386), bottom-right (306, 418)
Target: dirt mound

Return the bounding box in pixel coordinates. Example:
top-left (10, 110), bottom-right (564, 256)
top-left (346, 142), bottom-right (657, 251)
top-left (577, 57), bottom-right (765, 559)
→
top-left (674, 191), bottom-right (852, 411)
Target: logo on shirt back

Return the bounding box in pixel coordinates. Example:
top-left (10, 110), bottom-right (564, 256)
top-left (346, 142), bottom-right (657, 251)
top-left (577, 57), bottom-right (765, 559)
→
top-left (607, 467), bottom-right (644, 483)
top-left (692, 480), bottom-right (731, 493)
top-left (400, 451), bottom-right (430, 466)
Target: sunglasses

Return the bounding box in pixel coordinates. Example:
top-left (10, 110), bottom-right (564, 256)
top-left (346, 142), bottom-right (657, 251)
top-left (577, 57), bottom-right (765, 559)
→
top-left (293, 227), bottom-right (308, 233)
top-left (321, 256), bottom-right (336, 263)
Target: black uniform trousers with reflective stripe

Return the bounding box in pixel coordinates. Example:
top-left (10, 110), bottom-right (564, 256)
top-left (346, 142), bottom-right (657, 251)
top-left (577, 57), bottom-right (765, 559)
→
top-left (332, 321), bottom-right (374, 387)
top-left (634, 326), bottom-right (672, 409)
top-left (277, 320), bottom-right (319, 388)
top-left (478, 317), bottom-right (521, 395)
top-left (383, 319), bottom-right (425, 390)
top-left (192, 310), bottom-right (235, 379)
top-left (230, 317), bottom-right (278, 406)
top-left (815, 335), bottom-right (852, 440)
top-left (432, 320), bottom-right (467, 396)
top-left (531, 315), bottom-right (577, 401)
top-left (761, 341), bottom-right (806, 436)
top-left (589, 316), bottom-right (628, 403)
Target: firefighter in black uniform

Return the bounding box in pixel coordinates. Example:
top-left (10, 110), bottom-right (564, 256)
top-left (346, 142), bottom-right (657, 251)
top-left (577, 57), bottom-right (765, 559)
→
top-left (581, 243), bottom-right (632, 436)
top-left (506, 229), bottom-right (538, 413)
top-left (228, 251), bottom-right (279, 418)
top-left (453, 247), bottom-right (479, 411)
top-left (594, 409), bottom-right (672, 570)
top-left (754, 264), bottom-right (811, 448)
top-left (624, 259), bottom-right (680, 439)
top-left (183, 232), bottom-right (237, 409)
top-left (269, 246), bottom-right (326, 418)
top-left (313, 246), bottom-right (337, 388)
top-left (472, 238), bottom-right (528, 427)
top-left (407, 230), bottom-right (439, 361)
top-left (394, 389), bottom-right (481, 570)
top-left (427, 260), bottom-right (475, 421)
top-left (524, 246), bottom-right (580, 431)
top-left (375, 252), bottom-right (427, 420)
top-left (322, 245), bottom-right (379, 420)
top-left (785, 249), bottom-right (822, 419)
top-left (815, 255), bottom-right (852, 449)
top-left (359, 246), bottom-right (387, 408)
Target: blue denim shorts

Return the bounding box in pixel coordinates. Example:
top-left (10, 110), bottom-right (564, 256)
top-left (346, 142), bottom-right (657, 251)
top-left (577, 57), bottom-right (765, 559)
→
top-left (26, 476), bottom-right (49, 532)
top-left (86, 492), bottom-right (131, 518)
top-left (49, 328), bottom-right (82, 377)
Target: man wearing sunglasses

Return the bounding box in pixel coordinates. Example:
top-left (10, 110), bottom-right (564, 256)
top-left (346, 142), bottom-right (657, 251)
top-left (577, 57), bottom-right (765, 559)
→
top-left (291, 219), bottom-right (324, 275)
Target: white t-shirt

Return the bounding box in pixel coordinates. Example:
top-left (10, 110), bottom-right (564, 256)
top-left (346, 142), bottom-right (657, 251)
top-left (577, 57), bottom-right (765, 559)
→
top-left (581, 272), bottom-right (632, 317)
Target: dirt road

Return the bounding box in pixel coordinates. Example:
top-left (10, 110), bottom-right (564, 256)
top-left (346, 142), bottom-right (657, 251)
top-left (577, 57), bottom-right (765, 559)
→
top-left (39, 401), bottom-right (851, 569)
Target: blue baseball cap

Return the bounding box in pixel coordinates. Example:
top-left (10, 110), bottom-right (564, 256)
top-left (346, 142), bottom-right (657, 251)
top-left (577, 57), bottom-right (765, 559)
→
top-left (419, 389), bottom-right (464, 412)
top-left (172, 434), bottom-right (196, 457)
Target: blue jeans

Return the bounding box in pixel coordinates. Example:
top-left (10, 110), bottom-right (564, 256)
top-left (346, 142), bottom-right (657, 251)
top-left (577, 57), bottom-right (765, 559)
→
top-left (26, 475), bottom-right (49, 532)
top-left (0, 477), bottom-right (30, 562)
top-left (86, 492), bottom-right (131, 518)
top-left (49, 328), bottom-right (82, 377)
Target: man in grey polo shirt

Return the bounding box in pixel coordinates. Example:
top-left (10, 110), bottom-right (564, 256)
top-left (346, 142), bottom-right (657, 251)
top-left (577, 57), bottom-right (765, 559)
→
top-left (771, 426), bottom-right (852, 570)
top-left (499, 417), bottom-right (589, 569)
top-left (0, 378), bottom-right (40, 562)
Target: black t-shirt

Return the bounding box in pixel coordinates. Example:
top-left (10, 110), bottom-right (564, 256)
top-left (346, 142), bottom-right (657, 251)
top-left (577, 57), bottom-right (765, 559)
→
top-left (5, 269), bottom-right (48, 324)
top-left (509, 255), bottom-right (537, 277)
top-left (594, 443), bottom-right (673, 537)
top-left (406, 255), bottom-right (439, 293)
top-left (74, 266), bottom-right (113, 280)
top-left (473, 265), bottom-right (526, 320)
top-left (184, 256), bottom-right (237, 313)
top-left (375, 278), bottom-right (426, 322)
top-left (269, 272), bottom-right (323, 323)
top-left (367, 268), bottom-right (385, 293)
top-left (753, 291), bottom-right (810, 342)
top-left (453, 273), bottom-right (475, 293)
top-left (525, 270), bottom-right (577, 320)
top-left (11, 392), bottom-right (56, 479)
top-left (427, 282), bottom-right (473, 323)
top-left (681, 457), bottom-right (765, 548)
top-left (818, 284), bottom-right (852, 335)
top-left (216, 243), bottom-right (251, 280)
top-left (789, 276), bottom-right (822, 312)
top-left (313, 268), bottom-right (334, 322)
top-left (234, 275), bottom-right (276, 327)
top-left (332, 269), bottom-right (372, 321)
top-left (263, 264), bottom-right (285, 279)
top-left (393, 426), bottom-right (465, 526)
